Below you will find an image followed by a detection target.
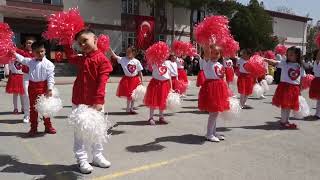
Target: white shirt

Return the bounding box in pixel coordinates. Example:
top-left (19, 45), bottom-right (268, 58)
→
top-left (313, 61), bottom-right (320, 77)
top-left (203, 60), bottom-right (225, 80)
top-left (237, 58), bottom-right (249, 74)
top-left (152, 61), bottom-right (171, 80)
top-left (278, 60), bottom-right (306, 85)
top-left (15, 53), bottom-right (55, 90)
top-left (116, 56), bottom-right (143, 77)
top-left (223, 59), bottom-right (233, 69)
top-left (176, 57), bottom-right (184, 69)
top-left (8, 61), bottom-right (23, 74)
top-left (167, 61), bottom-right (178, 77)
top-left (199, 58), bottom-right (205, 70)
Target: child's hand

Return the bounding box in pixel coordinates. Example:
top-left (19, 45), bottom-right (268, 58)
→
top-left (46, 89), bottom-right (53, 97)
top-left (92, 104), bottom-right (103, 111)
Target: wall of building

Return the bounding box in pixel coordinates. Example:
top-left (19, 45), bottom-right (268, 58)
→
top-left (63, 0), bottom-right (121, 26)
top-left (272, 17), bottom-right (308, 54)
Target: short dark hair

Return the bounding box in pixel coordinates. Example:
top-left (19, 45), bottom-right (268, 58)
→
top-left (74, 28), bottom-right (95, 41)
top-left (127, 46), bottom-right (137, 55)
top-left (31, 40), bottom-right (46, 51)
top-left (313, 49), bottom-right (320, 61)
top-left (286, 46), bottom-right (302, 65)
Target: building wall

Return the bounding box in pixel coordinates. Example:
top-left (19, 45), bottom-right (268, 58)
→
top-left (63, 0), bottom-right (121, 26)
top-left (272, 17), bottom-right (308, 54)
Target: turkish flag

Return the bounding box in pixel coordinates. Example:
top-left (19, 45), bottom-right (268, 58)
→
top-left (135, 16), bottom-right (155, 50)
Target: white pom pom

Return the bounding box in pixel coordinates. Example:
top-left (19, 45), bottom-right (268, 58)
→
top-left (221, 98), bottom-right (241, 120)
top-left (293, 96), bottom-right (310, 119)
top-left (260, 80), bottom-right (269, 92)
top-left (35, 95), bottom-right (63, 118)
top-left (166, 92), bottom-right (181, 111)
top-left (252, 83), bottom-right (264, 98)
top-left (131, 85), bottom-right (146, 102)
top-left (265, 75), bottom-right (274, 85)
top-left (69, 105), bottom-right (112, 145)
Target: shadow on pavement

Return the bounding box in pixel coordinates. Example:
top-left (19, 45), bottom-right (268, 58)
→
top-left (0, 119), bottom-right (23, 124)
top-left (183, 98), bottom-right (198, 102)
top-left (107, 112), bottom-right (130, 116)
top-left (0, 131), bottom-right (46, 138)
top-left (0, 112), bottom-right (14, 115)
top-left (126, 134), bottom-right (206, 153)
top-left (182, 106), bottom-right (198, 109)
top-left (0, 154), bottom-right (81, 180)
top-left (227, 121), bottom-right (298, 131)
top-left (115, 121), bottom-right (150, 126)
top-left (54, 116), bottom-right (68, 119)
top-left (108, 129), bottom-right (125, 135)
top-left (176, 110), bottom-right (207, 115)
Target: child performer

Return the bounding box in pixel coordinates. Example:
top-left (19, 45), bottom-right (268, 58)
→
top-left (109, 46), bottom-right (143, 114)
top-left (196, 47), bottom-right (210, 87)
top-left (223, 57), bottom-right (234, 87)
top-left (198, 45), bottom-right (230, 142)
top-left (5, 60), bottom-right (24, 115)
top-left (168, 53), bottom-right (187, 94)
top-left (16, 36), bottom-right (36, 123)
top-left (309, 49), bottom-right (320, 119)
top-left (237, 49), bottom-right (255, 109)
top-left (64, 29), bottom-right (113, 174)
top-left (144, 60), bottom-right (173, 125)
top-left (14, 40), bottom-right (56, 136)
top-left (176, 56), bottom-right (189, 85)
top-left (265, 46), bottom-right (305, 129)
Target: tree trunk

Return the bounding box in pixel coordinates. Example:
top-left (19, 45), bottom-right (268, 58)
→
top-left (190, 9), bottom-right (194, 43)
top-left (171, 3), bottom-right (175, 43)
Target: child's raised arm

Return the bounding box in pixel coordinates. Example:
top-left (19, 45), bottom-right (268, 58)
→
top-left (14, 52), bottom-right (32, 65)
top-left (264, 58), bottom-right (279, 66)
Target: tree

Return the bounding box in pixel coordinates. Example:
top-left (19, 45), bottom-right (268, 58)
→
top-left (276, 6), bottom-right (295, 15)
top-left (208, 0), bottom-right (277, 50)
top-left (306, 24), bottom-right (318, 59)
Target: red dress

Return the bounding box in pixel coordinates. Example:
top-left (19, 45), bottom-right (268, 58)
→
top-left (272, 82), bottom-right (300, 111)
top-left (309, 77), bottom-right (320, 100)
top-left (117, 76), bottom-right (141, 100)
top-left (144, 79), bottom-right (171, 110)
top-left (225, 67), bottom-right (234, 83)
top-left (172, 76), bottom-right (187, 94)
top-left (196, 70), bottom-right (205, 87)
top-left (5, 62), bottom-right (24, 95)
top-left (237, 73), bottom-right (255, 95)
top-left (65, 47), bottom-right (113, 105)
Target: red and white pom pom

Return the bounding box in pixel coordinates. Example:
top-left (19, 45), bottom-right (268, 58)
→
top-left (221, 36), bottom-right (240, 57)
top-left (35, 95), bottom-right (63, 118)
top-left (301, 74), bottom-right (315, 90)
top-left (221, 98), bottom-right (241, 121)
top-left (274, 45), bottom-right (287, 55)
top-left (172, 40), bottom-right (195, 57)
top-left (293, 96), bottom-right (310, 119)
top-left (0, 23), bottom-right (16, 64)
top-left (43, 8), bottom-right (85, 45)
top-left (252, 83), bottom-right (264, 98)
top-left (69, 105), bottom-right (112, 145)
top-left (264, 50), bottom-right (275, 59)
top-left (244, 55), bottom-right (266, 78)
top-left (166, 92), bottom-right (181, 111)
top-left (145, 41), bottom-right (170, 65)
top-left (265, 75), bottom-right (274, 85)
top-left (97, 34), bottom-right (110, 53)
top-left (131, 85), bottom-right (146, 102)
top-left (194, 15), bottom-right (230, 46)
top-left (315, 33), bottom-right (320, 48)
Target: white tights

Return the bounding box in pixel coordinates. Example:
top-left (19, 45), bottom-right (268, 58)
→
top-left (13, 94), bottom-right (24, 110)
top-left (207, 112), bottom-right (218, 138)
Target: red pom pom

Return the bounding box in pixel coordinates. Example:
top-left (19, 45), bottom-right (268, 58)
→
top-left (221, 36), bottom-right (239, 57)
top-left (194, 15), bottom-right (230, 46)
top-left (172, 40), bottom-right (195, 57)
top-left (43, 8), bottom-right (85, 46)
top-left (145, 41), bottom-right (170, 65)
top-left (274, 45), bottom-right (287, 55)
top-left (97, 34), bottom-right (110, 53)
top-left (244, 55), bottom-right (266, 78)
top-left (264, 50), bottom-right (275, 59)
top-left (315, 33), bottom-right (320, 48)
top-left (301, 74), bottom-right (315, 90)
top-left (0, 23), bottom-right (15, 64)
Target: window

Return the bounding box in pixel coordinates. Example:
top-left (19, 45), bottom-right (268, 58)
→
top-left (157, 35), bottom-right (165, 42)
top-left (122, 0), bottom-right (138, 14)
top-left (122, 32), bottom-right (136, 52)
top-left (31, 0), bottom-right (62, 5)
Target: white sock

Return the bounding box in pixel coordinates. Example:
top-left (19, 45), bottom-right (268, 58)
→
top-left (240, 94), bottom-right (248, 107)
top-left (149, 109), bottom-right (154, 119)
top-left (281, 108), bottom-right (290, 123)
top-left (13, 94), bottom-right (18, 109)
top-left (130, 101), bottom-right (135, 111)
top-left (126, 100), bottom-right (131, 112)
top-left (20, 94), bottom-right (24, 110)
top-left (316, 100), bottom-right (320, 117)
top-left (207, 112), bottom-right (218, 137)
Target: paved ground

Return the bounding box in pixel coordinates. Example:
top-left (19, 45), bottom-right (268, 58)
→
top-left (0, 79), bottom-right (319, 180)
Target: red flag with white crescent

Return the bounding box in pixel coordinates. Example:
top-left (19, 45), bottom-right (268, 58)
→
top-left (135, 16), bottom-right (155, 50)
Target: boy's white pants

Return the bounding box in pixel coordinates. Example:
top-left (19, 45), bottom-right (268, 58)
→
top-left (72, 104), bottom-right (104, 162)
top-left (23, 75), bottom-right (29, 117)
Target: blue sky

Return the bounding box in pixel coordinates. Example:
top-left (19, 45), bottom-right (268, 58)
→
top-left (236, 0), bottom-right (319, 23)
